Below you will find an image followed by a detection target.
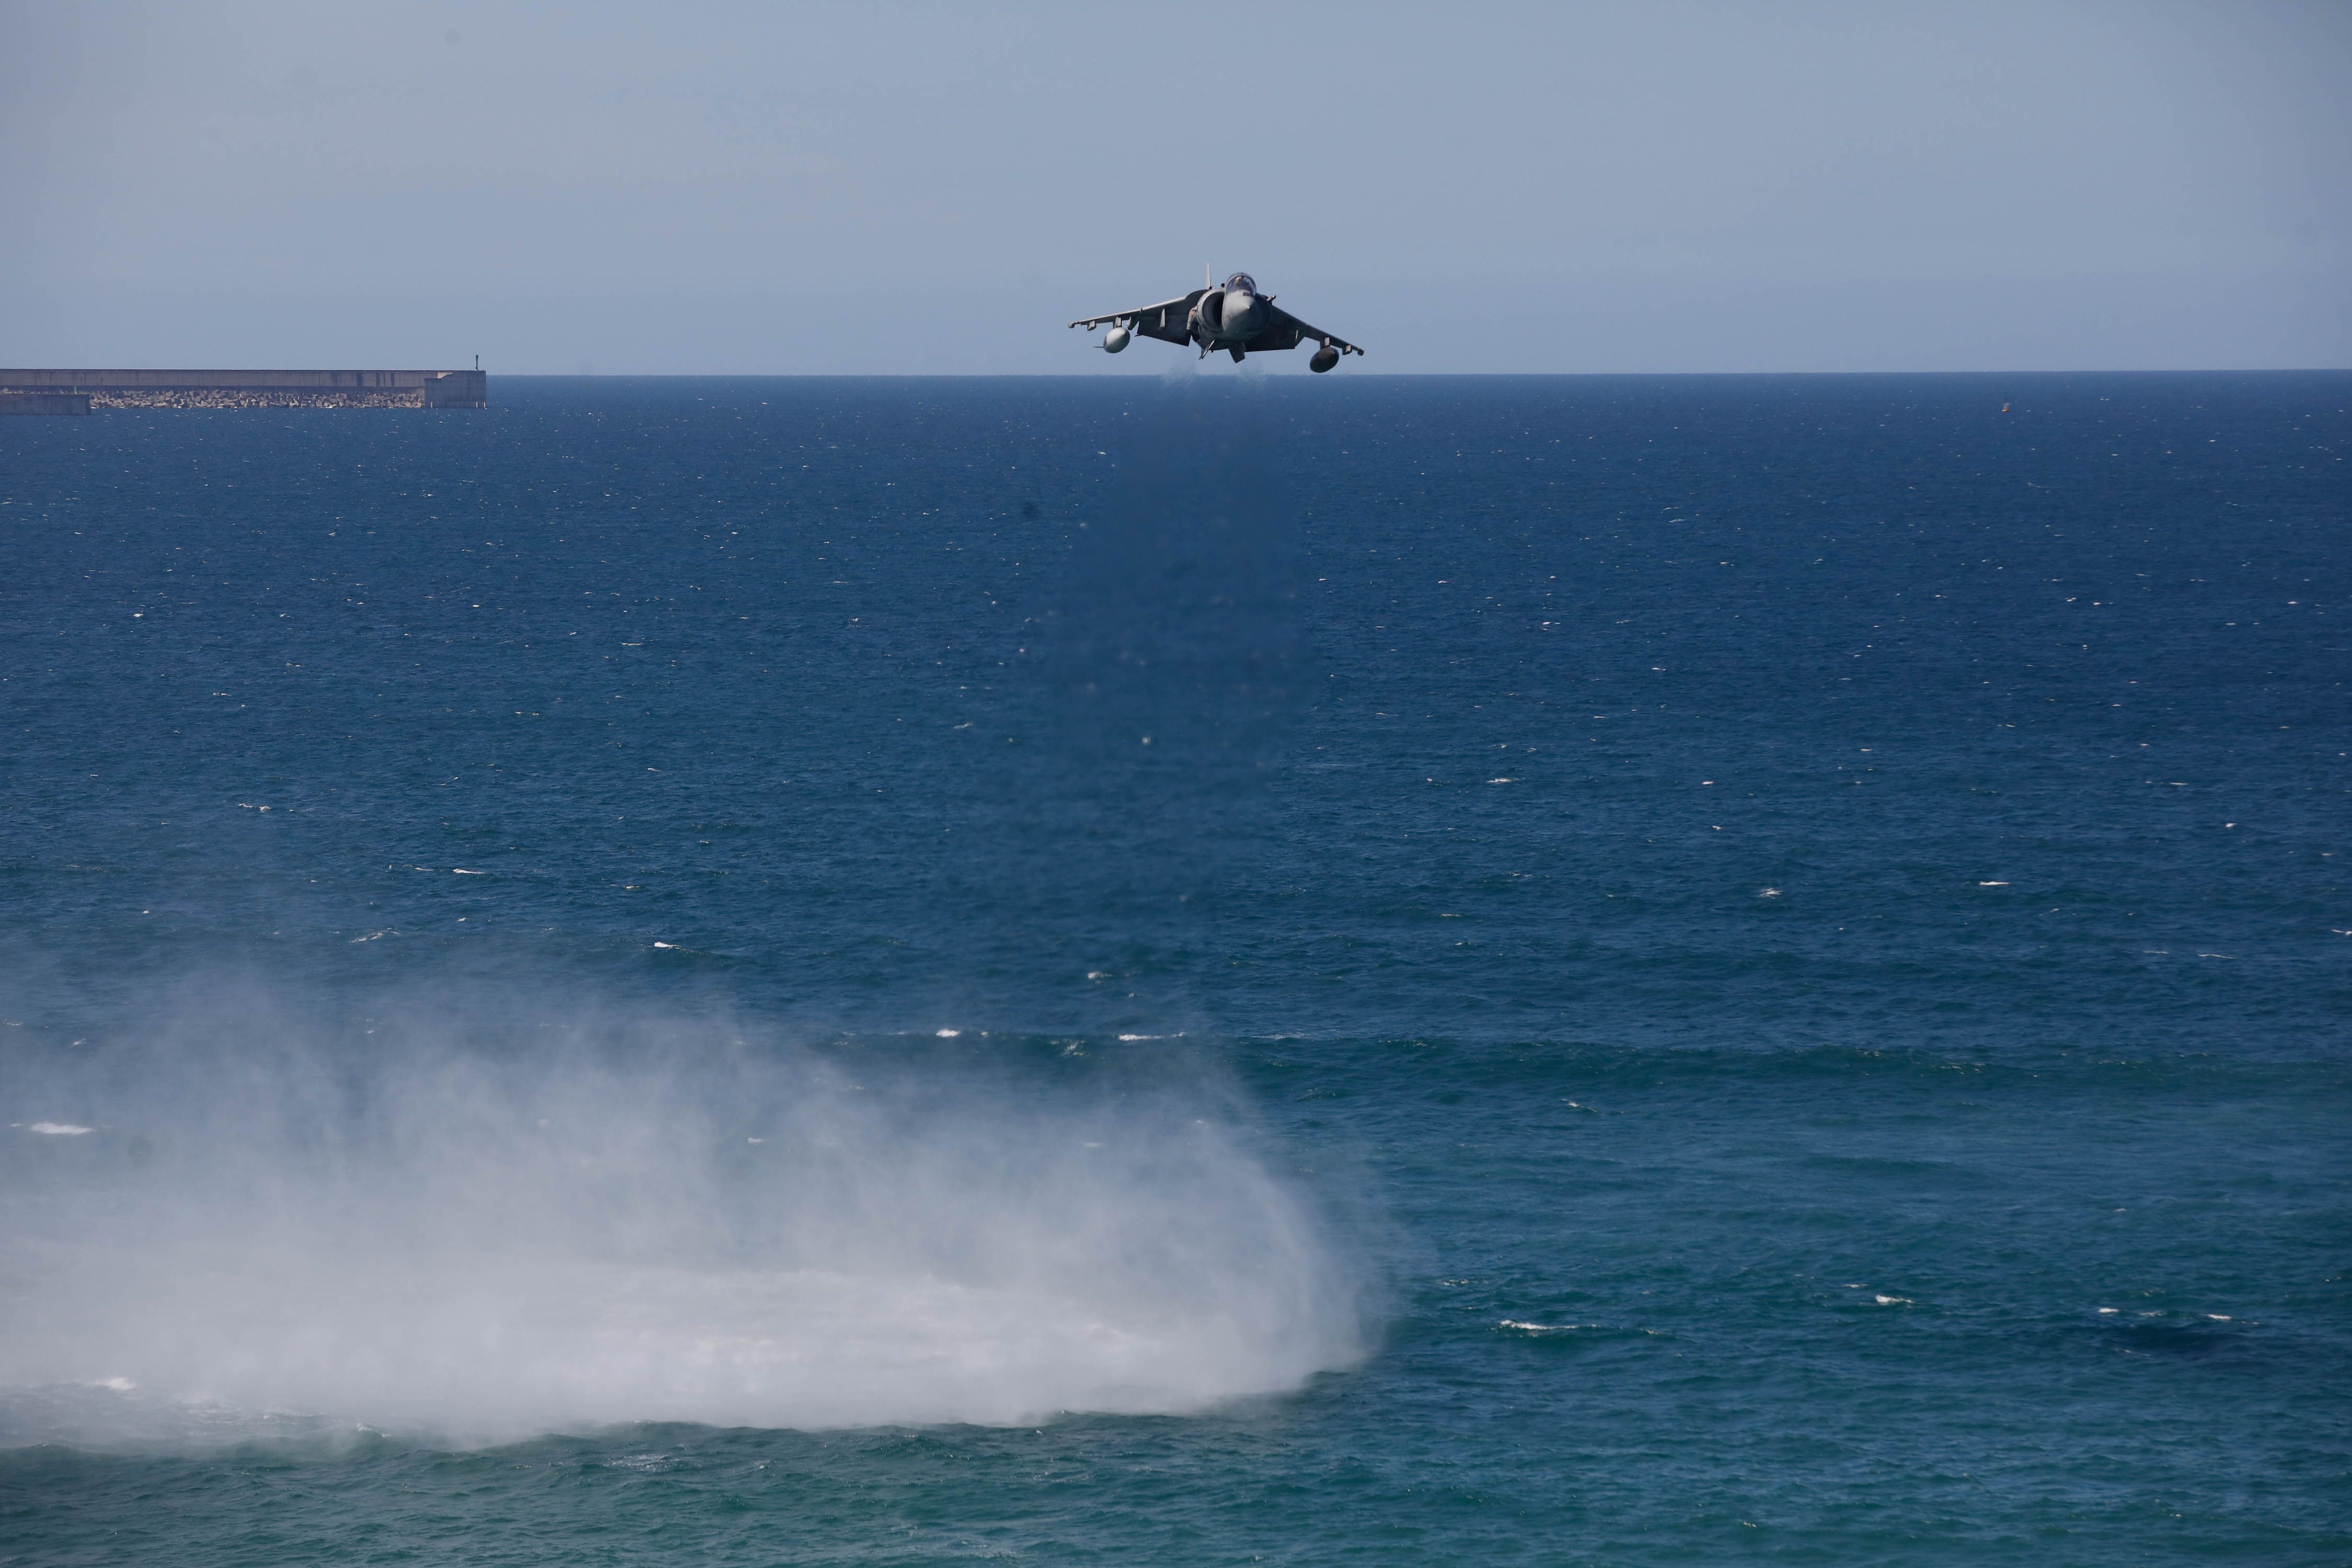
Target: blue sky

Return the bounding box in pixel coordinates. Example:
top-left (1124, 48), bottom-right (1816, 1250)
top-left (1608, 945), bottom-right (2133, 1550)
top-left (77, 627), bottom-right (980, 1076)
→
top-left (3, 2), bottom-right (2346, 372)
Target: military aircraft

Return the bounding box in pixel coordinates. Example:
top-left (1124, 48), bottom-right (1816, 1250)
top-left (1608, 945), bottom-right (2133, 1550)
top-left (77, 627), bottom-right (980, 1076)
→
top-left (1070, 269), bottom-right (1365, 371)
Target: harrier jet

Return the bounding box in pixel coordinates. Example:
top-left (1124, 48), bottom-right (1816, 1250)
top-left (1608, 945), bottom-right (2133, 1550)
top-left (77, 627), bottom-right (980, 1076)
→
top-left (1070, 270), bottom-right (1365, 371)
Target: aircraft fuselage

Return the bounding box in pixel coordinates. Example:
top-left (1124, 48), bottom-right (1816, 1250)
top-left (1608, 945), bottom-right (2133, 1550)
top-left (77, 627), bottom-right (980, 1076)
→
top-left (1189, 282), bottom-right (1269, 347)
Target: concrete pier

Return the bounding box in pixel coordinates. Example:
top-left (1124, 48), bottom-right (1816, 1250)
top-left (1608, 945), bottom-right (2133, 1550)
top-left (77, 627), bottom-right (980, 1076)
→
top-left (0, 392), bottom-right (93, 416)
top-left (0, 368), bottom-right (487, 409)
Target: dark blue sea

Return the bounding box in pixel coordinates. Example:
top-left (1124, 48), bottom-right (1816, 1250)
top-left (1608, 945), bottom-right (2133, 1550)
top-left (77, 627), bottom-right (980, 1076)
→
top-left (2, 373), bottom-right (2347, 1564)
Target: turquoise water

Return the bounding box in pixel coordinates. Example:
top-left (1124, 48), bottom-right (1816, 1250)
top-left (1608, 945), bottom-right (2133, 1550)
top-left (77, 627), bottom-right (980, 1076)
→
top-left (2, 375), bottom-right (2347, 1562)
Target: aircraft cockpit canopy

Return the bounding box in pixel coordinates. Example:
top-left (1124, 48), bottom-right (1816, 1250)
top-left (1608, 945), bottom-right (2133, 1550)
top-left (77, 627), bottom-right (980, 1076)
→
top-left (1225, 273), bottom-right (1258, 294)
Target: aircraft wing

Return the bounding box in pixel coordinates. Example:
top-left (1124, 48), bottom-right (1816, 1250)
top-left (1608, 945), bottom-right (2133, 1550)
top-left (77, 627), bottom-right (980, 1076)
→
top-left (1242, 302), bottom-right (1365, 357)
top-left (1069, 290), bottom-right (1207, 345)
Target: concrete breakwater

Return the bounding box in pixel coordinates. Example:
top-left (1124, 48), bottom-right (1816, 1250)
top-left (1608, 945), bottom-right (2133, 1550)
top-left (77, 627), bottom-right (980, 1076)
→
top-left (1, 393), bottom-right (93, 416)
top-left (0, 368), bottom-right (487, 409)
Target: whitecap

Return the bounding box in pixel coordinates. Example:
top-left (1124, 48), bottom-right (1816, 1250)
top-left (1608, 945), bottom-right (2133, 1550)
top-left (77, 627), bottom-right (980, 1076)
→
top-left (27, 1122), bottom-right (94, 1136)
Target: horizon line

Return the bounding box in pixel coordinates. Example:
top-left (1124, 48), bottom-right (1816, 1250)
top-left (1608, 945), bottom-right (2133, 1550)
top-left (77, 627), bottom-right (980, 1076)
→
top-left (478, 366), bottom-right (2352, 378)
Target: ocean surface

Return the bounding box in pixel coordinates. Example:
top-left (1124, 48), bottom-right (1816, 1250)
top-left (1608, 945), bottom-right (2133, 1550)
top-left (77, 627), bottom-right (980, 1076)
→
top-left (1, 373), bottom-right (2346, 1564)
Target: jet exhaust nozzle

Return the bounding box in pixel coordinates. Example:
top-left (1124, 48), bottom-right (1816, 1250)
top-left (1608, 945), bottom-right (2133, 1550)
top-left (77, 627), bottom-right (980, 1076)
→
top-left (1103, 326), bottom-right (1131, 354)
top-left (1309, 343), bottom-right (1340, 374)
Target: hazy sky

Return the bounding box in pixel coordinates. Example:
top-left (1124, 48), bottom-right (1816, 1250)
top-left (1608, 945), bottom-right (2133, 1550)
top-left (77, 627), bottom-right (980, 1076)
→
top-left (4, 2), bottom-right (2346, 373)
